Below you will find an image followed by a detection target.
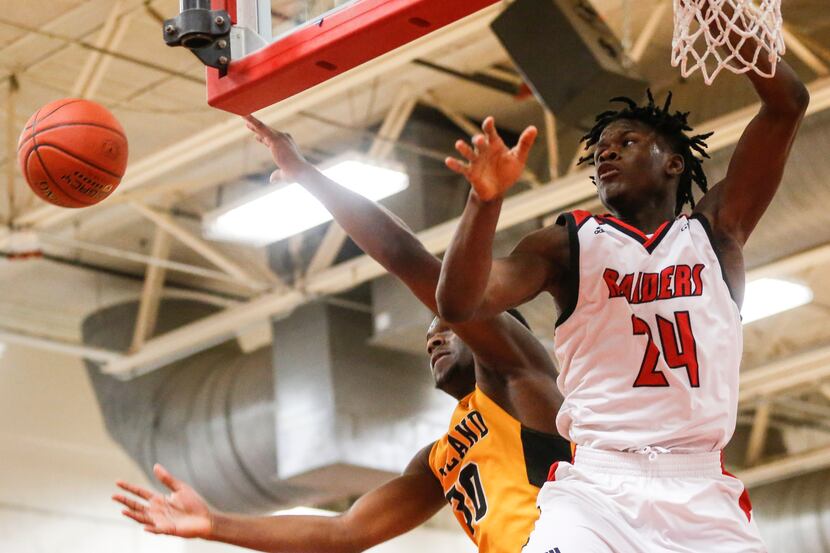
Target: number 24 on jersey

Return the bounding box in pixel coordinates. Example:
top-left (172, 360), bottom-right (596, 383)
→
top-left (631, 311), bottom-right (700, 388)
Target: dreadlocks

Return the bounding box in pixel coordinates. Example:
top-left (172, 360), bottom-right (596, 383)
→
top-left (578, 90), bottom-right (713, 215)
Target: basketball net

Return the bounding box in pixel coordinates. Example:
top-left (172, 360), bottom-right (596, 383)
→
top-left (672, 0), bottom-right (785, 85)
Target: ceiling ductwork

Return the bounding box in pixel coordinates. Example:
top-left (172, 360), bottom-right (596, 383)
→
top-left (82, 299), bottom-right (290, 513)
top-left (82, 298), bottom-right (452, 512)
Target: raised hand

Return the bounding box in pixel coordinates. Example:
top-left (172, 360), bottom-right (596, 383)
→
top-left (445, 116), bottom-right (538, 202)
top-left (113, 464), bottom-right (213, 538)
top-left (244, 115), bottom-right (312, 182)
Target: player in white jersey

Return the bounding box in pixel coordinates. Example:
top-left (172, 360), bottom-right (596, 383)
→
top-left (434, 6), bottom-right (809, 552)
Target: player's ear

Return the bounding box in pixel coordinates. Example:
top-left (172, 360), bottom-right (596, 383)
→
top-left (666, 152), bottom-right (684, 178)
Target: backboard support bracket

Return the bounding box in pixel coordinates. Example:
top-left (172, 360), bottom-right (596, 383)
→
top-left (164, 0), bottom-right (232, 76)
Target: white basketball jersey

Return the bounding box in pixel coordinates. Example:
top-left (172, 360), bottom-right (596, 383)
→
top-left (553, 210), bottom-right (742, 453)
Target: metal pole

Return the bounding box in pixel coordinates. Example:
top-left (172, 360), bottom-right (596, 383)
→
top-left (181, 0), bottom-right (212, 11)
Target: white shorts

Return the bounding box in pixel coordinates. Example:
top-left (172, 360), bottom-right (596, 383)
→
top-left (523, 446), bottom-right (766, 553)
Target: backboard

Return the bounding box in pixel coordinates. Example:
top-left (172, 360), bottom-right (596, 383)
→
top-left (207, 0), bottom-right (499, 114)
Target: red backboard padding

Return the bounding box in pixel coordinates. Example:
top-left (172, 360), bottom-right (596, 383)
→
top-left (207, 0), bottom-right (498, 114)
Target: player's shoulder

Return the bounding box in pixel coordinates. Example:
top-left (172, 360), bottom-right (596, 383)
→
top-left (556, 209), bottom-right (594, 229)
top-left (406, 441), bottom-right (440, 476)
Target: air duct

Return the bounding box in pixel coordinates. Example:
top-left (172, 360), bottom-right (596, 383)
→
top-left (82, 299), bottom-right (298, 513)
top-left (82, 298), bottom-right (453, 512)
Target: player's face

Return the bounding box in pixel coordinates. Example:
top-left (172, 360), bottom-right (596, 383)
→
top-left (426, 318), bottom-right (475, 398)
top-left (593, 119), bottom-right (682, 214)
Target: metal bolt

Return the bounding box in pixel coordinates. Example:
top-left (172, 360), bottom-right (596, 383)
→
top-left (218, 56), bottom-right (229, 65)
top-left (215, 15), bottom-right (225, 26)
top-left (217, 39), bottom-right (228, 49)
top-left (164, 24), bottom-right (176, 34)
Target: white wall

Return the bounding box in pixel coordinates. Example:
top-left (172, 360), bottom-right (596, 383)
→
top-left (0, 341), bottom-right (473, 553)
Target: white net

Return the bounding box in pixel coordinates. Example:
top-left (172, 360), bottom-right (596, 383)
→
top-left (672, 0), bottom-right (785, 85)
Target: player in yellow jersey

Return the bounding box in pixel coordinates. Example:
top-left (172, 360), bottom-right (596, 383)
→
top-left (113, 117), bottom-right (570, 553)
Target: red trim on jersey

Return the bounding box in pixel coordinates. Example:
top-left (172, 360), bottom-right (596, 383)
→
top-left (546, 461), bottom-right (560, 482)
top-left (600, 215), bottom-right (651, 240)
top-left (571, 209), bottom-right (593, 228)
top-left (642, 221), bottom-right (670, 249)
top-left (596, 215), bottom-right (674, 253)
top-left (721, 452), bottom-right (752, 522)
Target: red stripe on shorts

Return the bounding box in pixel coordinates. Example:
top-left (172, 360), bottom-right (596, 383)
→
top-left (546, 461), bottom-right (560, 482)
top-left (721, 452), bottom-right (752, 522)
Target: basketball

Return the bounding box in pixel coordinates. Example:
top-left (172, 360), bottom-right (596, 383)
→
top-left (17, 98), bottom-right (128, 208)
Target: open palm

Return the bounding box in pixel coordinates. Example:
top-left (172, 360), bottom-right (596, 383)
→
top-left (113, 464), bottom-right (213, 538)
top-left (445, 116), bottom-right (537, 201)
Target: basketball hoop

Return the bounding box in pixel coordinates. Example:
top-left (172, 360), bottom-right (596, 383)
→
top-left (671, 0), bottom-right (785, 85)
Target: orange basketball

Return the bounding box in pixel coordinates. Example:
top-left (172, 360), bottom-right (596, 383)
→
top-left (17, 99), bottom-right (128, 208)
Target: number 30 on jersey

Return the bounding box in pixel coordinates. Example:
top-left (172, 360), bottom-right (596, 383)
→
top-left (445, 463), bottom-right (488, 535)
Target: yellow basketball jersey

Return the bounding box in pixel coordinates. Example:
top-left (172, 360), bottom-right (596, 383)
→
top-left (428, 387), bottom-right (571, 553)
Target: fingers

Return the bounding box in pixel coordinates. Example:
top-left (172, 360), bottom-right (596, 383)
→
top-left (482, 116), bottom-right (499, 144)
top-left (513, 125), bottom-right (538, 163)
top-left (243, 114), bottom-right (264, 127)
top-left (116, 480), bottom-right (153, 501)
top-left (472, 133), bottom-right (488, 152)
top-left (245, 120), bottom-right (263, 135)
top-left (269, 169), bottom-right (283, 183)
top-left (113, 493), bottom-right (148, 513)
top-left (445, 156), bottom-right (471, 176)
top-left (454, 140), bottom-right (476, 162)
top-left (121, 507), bottom-right (153, 526)
top-left (253, 134), bottom-right (270, 147)
top-left (154, 463), bottom-right (182, 492)
top-left (244, 117), bottom-right (277, 144)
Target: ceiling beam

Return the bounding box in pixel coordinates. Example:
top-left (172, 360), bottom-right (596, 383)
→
top-left (745, 400), bottom-right (771, 466)
top-left (0, 17), bottom-right (200, 86)
top-left (72, 0), bottom-right (126, 98)
top-left (630, 0), bottom-right (669, 63)
top-left (129, 225), bottom-right (171, 352)
top-left (782, 25), bottom-right (829, 77)
top-left (37, 232), bottom-right (251, 286)
top-left (4, 74), bottom-right (18, 224)
top-left (544, 110), bottom-right (559, 179)
top-left (738, 444), bottom-right (830, 488)
top-left (80, 13), bottom-right (136, 100)
top-left (740, 340), bottom-right (830, 405)
top-left (129, 202), bottom-right (272, 292)
top-left (0, 328), bottom-right (122, 364)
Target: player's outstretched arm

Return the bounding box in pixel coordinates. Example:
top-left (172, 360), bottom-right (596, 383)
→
top-left (244, 116), bottom-right (440, 310)
top-left (695, 7), bottom-right (809, 246)
top-left (114, 448), bottom-right (445, 553)
top-left (245, 116), bottom-right (561, 384)
top-left (437, 117), bottom-right (567, 322)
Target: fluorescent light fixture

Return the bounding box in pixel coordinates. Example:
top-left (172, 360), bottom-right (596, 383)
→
top-left (742, 278), bottom-right (813, 325)
top-left (272, 506), bottom-right (338, 517)
top-left (204, 153), bottom-right (409, 246)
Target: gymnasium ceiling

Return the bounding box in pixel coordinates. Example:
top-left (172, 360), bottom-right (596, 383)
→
top-left (2, 0), bottom-right (830, 485)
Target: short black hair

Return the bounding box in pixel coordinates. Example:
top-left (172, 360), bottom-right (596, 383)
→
top-left (578, 90), bottom-right (713, 215)
top-left (507, 308), bottom-right (531, 331)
